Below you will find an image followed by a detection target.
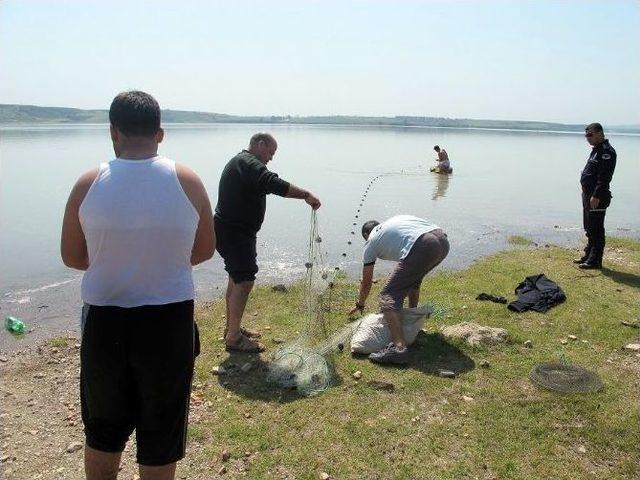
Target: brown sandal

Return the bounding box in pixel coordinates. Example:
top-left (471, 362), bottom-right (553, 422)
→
top-left (225, 334), bottom-right (266, 353)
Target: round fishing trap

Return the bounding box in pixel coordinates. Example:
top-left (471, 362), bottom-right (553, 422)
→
top-left (530, 362), bottom-right (604, 393)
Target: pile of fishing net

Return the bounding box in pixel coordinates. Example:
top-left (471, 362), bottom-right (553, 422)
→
top-left (266, 211), bottom-right (360, 396)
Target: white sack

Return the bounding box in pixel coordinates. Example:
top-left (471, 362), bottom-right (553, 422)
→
top-left (350, 304), bottom-right (433, 354)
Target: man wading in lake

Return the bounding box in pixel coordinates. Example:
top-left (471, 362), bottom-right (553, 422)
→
top-left (61, 91), bottom-right (215, 479)
top-left (432, 145), bottom-right (452, 173)
top-left (575, 123), bottom-right (617, 269)
top-left (215, 133), bottom-right (321, 352)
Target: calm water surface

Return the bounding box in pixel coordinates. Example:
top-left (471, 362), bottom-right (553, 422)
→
top-left (1, 124), bottom-right (639, 348)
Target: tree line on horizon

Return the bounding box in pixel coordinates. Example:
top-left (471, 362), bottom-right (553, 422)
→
top-left (1, 104), bottom-right (637, 134)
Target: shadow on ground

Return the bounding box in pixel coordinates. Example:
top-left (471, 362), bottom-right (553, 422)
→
top-left (601, 267), bottom-right (640, 289)
top-left (217, 351), bottom-right (344, 403)
top-left (351, 331), bottom-right (476, 377)
top-left (409, 331), bottom-right (476, 375)
top-left (217, 333), bottom-right (474, 401)
top-left (218, 352), bottom-right (297, 403)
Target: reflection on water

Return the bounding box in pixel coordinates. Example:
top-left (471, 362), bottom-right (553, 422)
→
top-left (1, 123), bottom-right (638, 346)
top-left (432, 172), bottom-right (451, 201)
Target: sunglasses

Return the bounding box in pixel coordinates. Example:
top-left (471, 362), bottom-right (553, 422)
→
top-left (585, 132), bottom-right (594, 138)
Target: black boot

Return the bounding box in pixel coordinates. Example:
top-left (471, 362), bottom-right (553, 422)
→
top-left (578, 261), bottom-right (601, 270)
top-left (573, 241), bottom-right (592, 264)
top-left (580, 243), bottom-right (603, 269)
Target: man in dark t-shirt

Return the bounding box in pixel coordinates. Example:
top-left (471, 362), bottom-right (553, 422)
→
top-left (215, 133), bottom-right (321, 352)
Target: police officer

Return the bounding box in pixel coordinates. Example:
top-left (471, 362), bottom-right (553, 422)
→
top-left (574, 123), bottom-right (616, 269)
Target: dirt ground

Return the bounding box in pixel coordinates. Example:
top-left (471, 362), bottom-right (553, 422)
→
top-left (0, 340), bottom-right (229, 480)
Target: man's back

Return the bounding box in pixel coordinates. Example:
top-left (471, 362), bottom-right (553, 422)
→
top-left (363, 215), bottom-right (439, 263)
top-left (215, 151), bottom-right (289, 234)
top-left (438, 149), bottom-right (450, 168)
top-left (80, 156), bottom-right (199, 307)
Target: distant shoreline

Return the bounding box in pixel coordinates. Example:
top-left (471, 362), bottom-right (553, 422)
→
top-left (1, 120), bottom-right (639, 138)
top-left (2, 103), bottom-right (639, 135)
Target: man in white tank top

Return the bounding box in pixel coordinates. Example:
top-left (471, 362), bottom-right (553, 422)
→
top-left (61, 91), bottom-right (215, 480)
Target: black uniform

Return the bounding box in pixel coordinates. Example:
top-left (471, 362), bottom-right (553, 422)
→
top-left (214, 150), bottom-right (290, 282)
top-left (579, 139), bottom-right (616, 266)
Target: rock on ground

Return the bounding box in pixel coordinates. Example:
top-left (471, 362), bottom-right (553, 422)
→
top-left (441, 322), bottom-right (509, 346)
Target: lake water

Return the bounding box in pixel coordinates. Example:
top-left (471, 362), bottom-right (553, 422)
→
top-left (1, 124), bottom-right (639, 348)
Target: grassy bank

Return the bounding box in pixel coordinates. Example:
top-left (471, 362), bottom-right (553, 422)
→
top-left (186, 238), bottom-right (640, 480)
top-left (3, 239), bottom-right (638, 480)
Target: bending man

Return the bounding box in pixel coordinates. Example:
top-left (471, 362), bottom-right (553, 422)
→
top-left (432, 145), bottom-right (451, 173)
top-left (350, 215), bottom-right (449, 364)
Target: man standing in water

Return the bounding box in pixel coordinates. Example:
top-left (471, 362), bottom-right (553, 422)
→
top-left (61, 91), bottom-right (215, 479)
top-left (215, 133), bottom-right (321, 352)
top-left (574, 123), bottom-right (617, 269)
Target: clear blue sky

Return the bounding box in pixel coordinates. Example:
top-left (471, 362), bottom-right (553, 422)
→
top-left (1, 0), bottom-right (638, 124)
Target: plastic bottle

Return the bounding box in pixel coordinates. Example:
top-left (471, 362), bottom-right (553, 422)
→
top-left (5, 316), bottom-right (25, 334)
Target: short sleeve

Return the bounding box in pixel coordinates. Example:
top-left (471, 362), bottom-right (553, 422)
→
top-left (362, 240), bottom-right (377, 265)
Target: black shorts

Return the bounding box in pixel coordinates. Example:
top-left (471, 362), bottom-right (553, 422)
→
top-left (215, 218), bottom-right (258, 283)
top-left (80, 300), bottom-right (198, 466)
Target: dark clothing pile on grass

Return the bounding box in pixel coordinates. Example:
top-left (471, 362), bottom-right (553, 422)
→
top-left (507, 274), bottom-right (566, 313)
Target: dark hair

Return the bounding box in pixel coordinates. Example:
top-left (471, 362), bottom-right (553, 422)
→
top-left (585, 123), bottom-right (603, 134)
top-left (433, 145), bottom-right (440, 151)
top-left (249, 132), bottom-right (276, 148)
top-left (109, 91), bottom-right (161, 137)
top-left (361, 220), bottom-right (380, 239)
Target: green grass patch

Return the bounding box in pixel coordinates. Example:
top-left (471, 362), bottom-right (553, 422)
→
top-left (508, 235), bottom-right (535, 246)
top-left (183, 238), bottom-right (640, 480)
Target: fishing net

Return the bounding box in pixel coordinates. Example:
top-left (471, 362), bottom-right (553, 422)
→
top-left (267, 211), bottom-right (364, 396)
top-left (530, 360), bottom-right (604, 394)
top-left (267, 173), bottom-right (442, 396)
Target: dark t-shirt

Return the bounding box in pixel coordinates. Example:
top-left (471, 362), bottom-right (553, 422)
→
top-left (214, 150), bottom-right (290, 235)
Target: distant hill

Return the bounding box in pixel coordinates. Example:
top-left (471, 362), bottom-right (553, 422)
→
top-left (1, 104), bottom-right (637, 134)
top-left (0, 105), bottom-right (107, 123)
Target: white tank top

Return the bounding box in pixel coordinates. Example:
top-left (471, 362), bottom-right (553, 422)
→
top-left (79, 156), bottom-right (200, 307)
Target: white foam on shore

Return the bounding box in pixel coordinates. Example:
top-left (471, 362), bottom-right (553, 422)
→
top-left (3, 296), bottom-right (33, 304)
top-left (11, 278), bottom-right (75, 296)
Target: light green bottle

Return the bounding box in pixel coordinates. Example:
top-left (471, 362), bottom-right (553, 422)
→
top-left (5, 316), bottom-right (25, 334)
